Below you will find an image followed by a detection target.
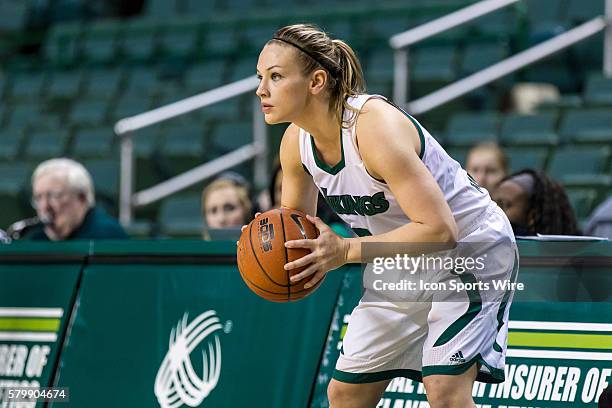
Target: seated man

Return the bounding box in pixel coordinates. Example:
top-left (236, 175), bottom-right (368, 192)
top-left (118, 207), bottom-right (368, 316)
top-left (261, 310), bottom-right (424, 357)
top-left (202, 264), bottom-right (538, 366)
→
top-left (25, 158), bottom-right (127, 241)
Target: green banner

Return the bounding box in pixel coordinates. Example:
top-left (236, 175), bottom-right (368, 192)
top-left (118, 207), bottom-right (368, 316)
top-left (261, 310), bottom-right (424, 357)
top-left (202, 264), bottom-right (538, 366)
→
top-left (0, 242), bottom-right (87, 407)
top-left (51, 248), bottom-right (345, 408)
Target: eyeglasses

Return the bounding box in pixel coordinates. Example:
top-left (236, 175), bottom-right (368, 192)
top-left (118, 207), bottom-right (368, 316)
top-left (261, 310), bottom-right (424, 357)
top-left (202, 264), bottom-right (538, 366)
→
top-left (31, 190), bottom-right (69, 209)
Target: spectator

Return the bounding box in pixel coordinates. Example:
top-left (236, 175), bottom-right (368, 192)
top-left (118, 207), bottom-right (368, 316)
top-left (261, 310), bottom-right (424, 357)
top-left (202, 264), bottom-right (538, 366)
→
top-left (585, 196), bottom-right (612, 239)
top-left (25, 158), bottom-right (127, 241)
top-left (492, 169), bottom-right (580, 236)
top-left (201, 173), bottom-right (253, 238)
top-left (466, 142), bottom-right (509, 193)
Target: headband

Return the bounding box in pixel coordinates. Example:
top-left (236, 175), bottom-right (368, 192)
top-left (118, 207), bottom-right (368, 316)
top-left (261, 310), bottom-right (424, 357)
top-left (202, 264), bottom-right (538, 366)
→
top-left (272, 37), bottom-right (338, 77)
top-left (509, 173), bottom-right (535, 195)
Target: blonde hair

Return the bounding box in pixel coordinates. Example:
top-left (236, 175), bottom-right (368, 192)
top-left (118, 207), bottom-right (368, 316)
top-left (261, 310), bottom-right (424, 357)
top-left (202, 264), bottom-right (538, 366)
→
top-left (467, 142), bottom-right (509, 174)
top-left (201, 178), bottom-right (252, 222)
top-left (32, 158), bottom-right (95, 208)
top-left (270, 24), bottom-right (366, 128)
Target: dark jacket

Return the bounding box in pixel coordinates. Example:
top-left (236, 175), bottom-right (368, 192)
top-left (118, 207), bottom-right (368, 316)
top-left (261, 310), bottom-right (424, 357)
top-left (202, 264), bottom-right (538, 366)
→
top-left (25, 207), bottom-right (128, 241)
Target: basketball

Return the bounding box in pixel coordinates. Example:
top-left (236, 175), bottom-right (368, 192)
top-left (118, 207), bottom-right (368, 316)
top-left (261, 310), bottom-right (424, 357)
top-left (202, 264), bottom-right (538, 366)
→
top-left (237, 208), bottom-right (322, 302)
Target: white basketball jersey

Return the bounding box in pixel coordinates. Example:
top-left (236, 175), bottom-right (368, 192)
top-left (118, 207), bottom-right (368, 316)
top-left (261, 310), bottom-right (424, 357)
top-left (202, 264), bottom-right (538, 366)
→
top-left (298, 94), bottom-right (492, 237)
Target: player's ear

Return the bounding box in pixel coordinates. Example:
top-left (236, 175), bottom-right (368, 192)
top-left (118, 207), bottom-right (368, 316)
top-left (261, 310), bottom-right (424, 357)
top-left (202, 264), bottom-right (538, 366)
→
top-left (309, 69), bottom-right (328, 95)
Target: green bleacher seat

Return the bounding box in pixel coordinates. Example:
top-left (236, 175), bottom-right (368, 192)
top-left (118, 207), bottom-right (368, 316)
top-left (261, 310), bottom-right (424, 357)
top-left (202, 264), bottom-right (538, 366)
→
top-left (460, 43), bottom-right (508, 76)
top-left (9, 72), bottom-right (48, 101)
top-left (522, 52), bottom-right (577, 93)
top-left (220, 0), bottom-right (257, 12)
top-left (505, 147), bottom-right (549, 172)
top-left (444, 111), bottom-right (498, 147)
top-left (159, 20), bottom-right (201, 58)
top-left (411, 46), bottom-right (457, 98)
top-left (565, 0), bottom-right (603, 25)
top-left (0, 0), bottom-right (29, 31)
top-left (0, 162), bottom-right (31, 229)
top-left (240, 25), bottom-right (276, 55)
top-left (199, 26), bottom-right (238, 57)
top-left (119, 19), bottom-right (160, 61)
top-left (82, 69), bottom-right (123, 99)
top-left (365, 49), bottom-right (394, 85)
top-left (29, 113), bottom-right (63, 132)
top-left (71, 128), bottom-right (115, 159)
top-left (184, 61), bottom-right (226, 92)
top-left (69, 99), bottom-right (110, 126)
top-left (525, 0), bottom-right (564, 27)
top-left (583, 74), bottom-right (612, 106)
top-left (158, 193), bottom-right (203, 238)
top-left (7, 103), bottom-right (42, 128)
top-left (470, 7), bottom-right (521, 39)
top-left (47, 70), bottom-right (83, 99)
top-left (146, 0), bottom-right (179, 17)
top-left (0, 74), bottom-right (6, 102)
top-left (362, 16), bottom-right (410, 44)
top-left (500, 112), bottom-right (559, 146)
top-left (0, 127), bottom-right (25, 161)
top-left (559, 108), bottom-right (612, 144)
top-left (536, 94), bottom-right (583, 114)
top-left (24, 129), bottom-right (70, 161)
top-left (82, 159), bottom-right (119, 209)
top-left (182, 0), bottom-right (216, 15)
top-left (548, 145), bottom-right (611, 187)
top-left (201, 97), bottom-right (242, 122)
top-left (132, 125), bottom-right (162, 191)
top-left (566, 187), bottom-right (599, 220)
top-left (124, 67), bottom-right (161, 96)
top-left (228, 57), bottom-right (255, 82)
top-left (157, 123), bottom-right (206, 177)
top-left (43, 22), bottom-right (82, 66)
top-left (112, 94), bottom-right (153, 121)
top-left (321, 20), bottom-right (353, 44)
top-left (210, 122), bottom-right (251, 154)
top-left (81, 20), bottom-right (120, 64)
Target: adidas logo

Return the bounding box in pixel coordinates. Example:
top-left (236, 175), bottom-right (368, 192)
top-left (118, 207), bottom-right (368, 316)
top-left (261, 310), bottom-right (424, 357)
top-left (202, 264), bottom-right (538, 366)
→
top-left (449, 351), bottom-right (466, 363)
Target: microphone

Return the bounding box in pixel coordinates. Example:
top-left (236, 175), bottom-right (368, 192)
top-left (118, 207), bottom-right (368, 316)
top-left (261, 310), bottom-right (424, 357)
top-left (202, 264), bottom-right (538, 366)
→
top-left (6, 216), bottom-right (48, 240)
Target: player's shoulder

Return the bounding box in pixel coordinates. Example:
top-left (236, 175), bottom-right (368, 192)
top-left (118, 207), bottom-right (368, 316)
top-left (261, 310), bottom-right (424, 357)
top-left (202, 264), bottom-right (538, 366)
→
top-left (356, 97), bottom-right (419, 147)
top-left (358, 97), bottom-right (403, 122)
top-left (280, 123), bottom-right (300, 151)
top-left (279, 123), bottom-right (303, 169)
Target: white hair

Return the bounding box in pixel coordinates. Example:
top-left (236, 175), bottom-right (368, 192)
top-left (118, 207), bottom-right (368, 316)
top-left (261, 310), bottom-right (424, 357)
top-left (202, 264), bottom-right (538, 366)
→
top-left (32, 158), bottom-right (96, 207)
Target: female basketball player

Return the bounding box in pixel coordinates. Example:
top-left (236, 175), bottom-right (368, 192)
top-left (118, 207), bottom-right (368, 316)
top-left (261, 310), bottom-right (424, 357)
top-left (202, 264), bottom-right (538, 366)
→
top-left (255, 24), bottom-right (518, 408)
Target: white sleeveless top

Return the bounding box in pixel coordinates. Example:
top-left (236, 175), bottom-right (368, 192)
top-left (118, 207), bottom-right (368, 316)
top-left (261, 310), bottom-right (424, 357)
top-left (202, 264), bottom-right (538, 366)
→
top-left (298, 94), bottom-right (492, 237)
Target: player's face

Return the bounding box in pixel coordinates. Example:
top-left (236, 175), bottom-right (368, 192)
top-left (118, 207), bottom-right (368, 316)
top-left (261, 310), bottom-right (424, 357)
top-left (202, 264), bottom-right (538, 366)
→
top-left (492, 180), bottom-right (530, 225)
top-left (466, 149), bottom-right (506, 192)
top-left (256, 43), bottom-right (310, 124)
top-left (32, 174), bottom-right (88, 240)
top-left (205, 186), bottom-right (247, 228)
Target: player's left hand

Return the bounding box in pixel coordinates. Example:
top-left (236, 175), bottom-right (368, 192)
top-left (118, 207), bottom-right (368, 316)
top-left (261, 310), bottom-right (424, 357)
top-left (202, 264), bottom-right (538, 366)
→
top-left (284, 215), bottom-right (349, 289)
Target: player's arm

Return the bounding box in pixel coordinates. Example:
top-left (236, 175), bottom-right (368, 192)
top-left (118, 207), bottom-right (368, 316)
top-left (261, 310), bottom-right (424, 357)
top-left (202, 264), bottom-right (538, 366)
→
top-left (279, 123), bottom-right (319, 215)
top-left (344, 99), bottom-right (458, 262)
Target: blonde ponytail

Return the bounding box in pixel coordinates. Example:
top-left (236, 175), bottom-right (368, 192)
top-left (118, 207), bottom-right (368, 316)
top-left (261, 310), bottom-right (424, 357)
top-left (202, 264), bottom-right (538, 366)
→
top-left (270, 24), bottom-right (367, 128)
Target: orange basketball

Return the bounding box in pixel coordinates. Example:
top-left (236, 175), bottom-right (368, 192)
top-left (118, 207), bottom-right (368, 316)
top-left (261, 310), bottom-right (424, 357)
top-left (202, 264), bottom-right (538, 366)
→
top-left (237, 208), bottom-right (322, 302)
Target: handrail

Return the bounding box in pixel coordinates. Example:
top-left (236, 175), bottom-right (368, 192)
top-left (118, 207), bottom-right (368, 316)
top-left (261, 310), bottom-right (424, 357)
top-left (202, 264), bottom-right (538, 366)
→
top-left (390, 0), bottom-right (520, 106)
top-left (408, 17), bottom-right (609, 114)
top-left (114, 76), bottom-right (265, 225)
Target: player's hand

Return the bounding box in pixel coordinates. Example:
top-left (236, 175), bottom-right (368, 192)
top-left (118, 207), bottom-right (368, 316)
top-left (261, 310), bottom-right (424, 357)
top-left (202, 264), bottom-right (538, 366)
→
top-left (283, 215), bottom-right (349, 289)
top-left (237, 212), bottom-right (260, 246)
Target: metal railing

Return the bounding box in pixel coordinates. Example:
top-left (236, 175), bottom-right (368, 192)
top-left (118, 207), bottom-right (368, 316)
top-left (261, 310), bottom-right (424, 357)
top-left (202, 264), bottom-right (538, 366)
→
top-left (390, 0), bottom-right (612, 113)
top-left (390, 0), bottom-right (520, 107)
top-left (114, 76), bottom-right (266, 225)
